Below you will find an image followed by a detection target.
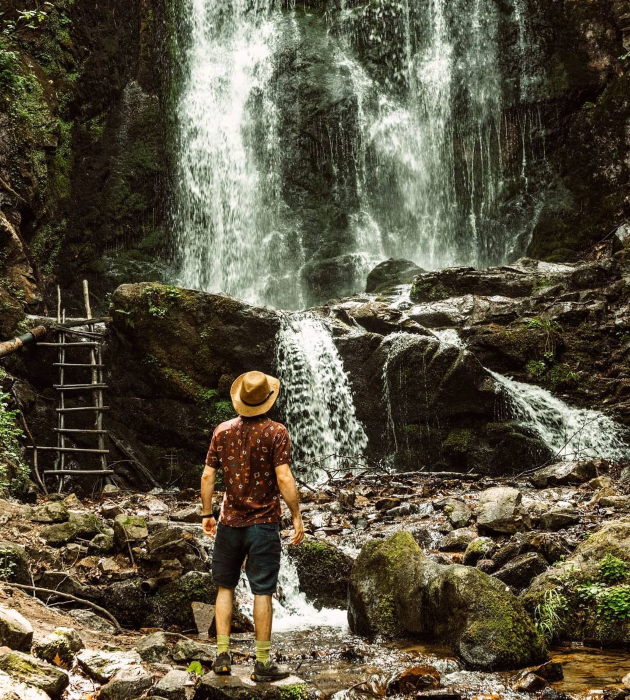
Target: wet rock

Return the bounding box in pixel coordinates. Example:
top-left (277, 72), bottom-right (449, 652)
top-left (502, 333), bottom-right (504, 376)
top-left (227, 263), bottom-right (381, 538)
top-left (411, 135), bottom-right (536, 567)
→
top-left (531, 660), bottom-right (564, 681)
top-left (113, 514), bottom-right (148, 547)
top-left (345, 302), bottom-right (430, 336)
top-left (171, 639), bottom-right (212, 663)
top-left (32, 628), bottom-right (83, 666)
top-left (0, 650), bottom-right (69, 697)
top-left (0, 607), bottom-right (33, 652)
top-left (98, 665), bottom-right (153, 700)
top-left (440, 498), bottom-right (473, 529)
top-left (438, 528), bottom-right (478, 552)
top-left (514, 673), bottom-right (548, 692)
top-left (195, 667), bottom-right (313, 700)
top-left (388, 503), bottom-right (419, 517)
top-left (153, 669), bottom-right (190, 699)
top-left (521, 533), bottom-right (572, 565)
top-left (76, 649), bottom-right (142, 683)
top-left (171, 506), bottom-right (201, 523)
top-left (476, 559), bottom-right (495, 574)
top-left (338, 491), bottom-right (356, 510)
top-left (476, 487), bottom-right (531, 534)
top-left (30, 503), bottom-right (68, 524)
top-left (494, 553), bottom-right (548, 589)
top-left (588, 476), bottom-right (613, 490)
top-left (376, 497), bottom-right (402, 511)
top-left (416, 691), bottom-right (462, 700)
top-left (287, 538), bottom-right (353, 609)
top-left (136, 632), bottom-right (169, 663)
top-left (146, 527), bottom-right (190, 560)
top-left (0, 541), bottom-right (31, 583)
top-left (366, 259), bottom-right (425, 293)
top-left (463, 537), bottom-right (496, 566)
top-left (530, 461), bottom-right (599, 488)
top-left (348, 531), bottom-right (546, 670)
top-left (539, 508), bottom-right (581, 531)
top-left (386, 665), bottom-right (441, 695)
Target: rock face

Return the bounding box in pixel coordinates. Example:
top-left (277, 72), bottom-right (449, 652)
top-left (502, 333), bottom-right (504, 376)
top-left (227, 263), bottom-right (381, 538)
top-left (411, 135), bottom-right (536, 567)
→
top-left (366, 259), bottom-right (425, 293)
top-left (287, 539), bottom-right (353, 609)
top-left (0, 607), bottom-right (33, 652)
top-left (348, 531), bottom-right (546, 670)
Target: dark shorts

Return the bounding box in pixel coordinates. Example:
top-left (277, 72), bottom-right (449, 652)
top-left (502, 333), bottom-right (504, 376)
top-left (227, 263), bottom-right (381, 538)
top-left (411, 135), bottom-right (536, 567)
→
top-left (211, 522), bottom-right (282, 596)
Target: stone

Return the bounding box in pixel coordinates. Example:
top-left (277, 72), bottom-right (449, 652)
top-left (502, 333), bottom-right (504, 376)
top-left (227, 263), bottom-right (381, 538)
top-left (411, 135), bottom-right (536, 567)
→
top-left (76, 649), bottom-right (142, 683)
top-left (494, 553), bottom-right (548, 589)
top-left (195, 667), bottom-right (312, 700)
top-left (441, 498), bottom-right (473, 529)
top-left (171, 506), bottom-right (201, 523)
top-left (0, 670), bottom-right (51, 700)
top-left (539, 508), bottom-right (581, 531)
top-left (0, 607), bottom-right (33, 652)
top-left (386, 666), bottom-right (441, 695)
top-left (153, 669), bottom-right (191, 700)
top-left (66, 609), bottom-right (116, 634)
top-left (62, 494), bottom-right (82, 509)
top-left (530, 660), bottom-right (564, 682)
top-left (438, 528), bottom-right (478, 552)
top-left (338, 491), bottom-right (356, 510)
top-left (366, 258), bottom-right (425, 293)
top-left (136, 632), bottom-right (170, 663)
top-left (36, 572), bottom-right (90, 599)
top-left (69, 512), bottom-right (104, 538)
top-left (348, 531), bottom-right (546, 670)
top-left (89, 533), bottom-right (115, 553)
top-left (514, 673), bottom-right (548, 692)
top-left (147, 527), bottom-right (189, 559)
top-left (622, 672), bottom-right (630, 690)
top-left (0, 541), bottom-right (30, 583)
top-left (171, 639), bottom-right (213, 663)
top-left (476, 487), bottom-right (531, 534)
top-left (32, 628), bottom-right (83, 666)
top-left (98, 666), bottom-right (153, 700)
top-left (463, 537), bottom-right (496, 566)
top-left (30, 503), bottom-right (68, 524)
top-left (101, 503), bottom-right (125, 519)
top-left (39, 522), bottom-right (79, 547)
top-left (113, 514), bottom-right (148, 547)
top-left (102, 484), bottom-right (120, 496)
top-left (192, 603), bottom-right (215, 639)
top-left (530, 461), bottom-right (598, 488)
top-left (588, 476), bottom-right (612, 490)
top-left (376, 497), bottom-right (402, 511)
top-left (620, 467), bottom-right (630, 485)
top-left (0, 650), bottom-right (69, 698)
top-left (287, 539), bottom-right (354, 609)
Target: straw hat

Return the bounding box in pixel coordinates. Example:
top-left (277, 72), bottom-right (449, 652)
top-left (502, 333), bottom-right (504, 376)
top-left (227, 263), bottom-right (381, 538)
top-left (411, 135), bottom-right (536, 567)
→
top-left (231, 371), bottom-right (280, 417)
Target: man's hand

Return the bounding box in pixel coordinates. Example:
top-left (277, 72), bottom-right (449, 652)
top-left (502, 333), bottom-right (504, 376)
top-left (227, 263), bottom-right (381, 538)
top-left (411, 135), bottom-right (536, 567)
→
top-left (291, 514), bottom-right (304, 545)
top-left (202, 516), bottom-right (217, 538)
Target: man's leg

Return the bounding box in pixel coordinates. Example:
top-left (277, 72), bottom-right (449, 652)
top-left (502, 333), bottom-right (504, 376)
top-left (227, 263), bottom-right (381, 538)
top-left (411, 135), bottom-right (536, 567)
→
top-left (253, 594), bottom-right (273, 666)
top-left (216, 586), bottom-right (235, 659)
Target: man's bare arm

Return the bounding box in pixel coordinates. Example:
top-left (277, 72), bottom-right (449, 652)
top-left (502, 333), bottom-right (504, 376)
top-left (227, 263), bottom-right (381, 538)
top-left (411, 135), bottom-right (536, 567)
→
top-left (201, 465), bottom-right (217, 538)
top-left (275, 463), bottom-right (304, 545)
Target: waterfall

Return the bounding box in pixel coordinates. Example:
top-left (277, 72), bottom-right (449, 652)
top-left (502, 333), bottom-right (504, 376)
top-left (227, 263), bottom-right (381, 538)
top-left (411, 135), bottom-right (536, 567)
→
top-left (172, 0), bottom-right (305, 308)
top-left (490, 371), bottom-right (630, 462)
top-left (275, 314), bottom-right (368, 482)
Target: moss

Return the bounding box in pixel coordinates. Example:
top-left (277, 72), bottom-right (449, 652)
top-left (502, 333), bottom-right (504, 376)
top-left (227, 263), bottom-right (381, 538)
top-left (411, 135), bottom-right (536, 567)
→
top-left (410, 280), bottom-right (454, 302)
top-left (443, 428), bottom-right (472, 452)
top-left (279, 684), bottom-right (310, 700)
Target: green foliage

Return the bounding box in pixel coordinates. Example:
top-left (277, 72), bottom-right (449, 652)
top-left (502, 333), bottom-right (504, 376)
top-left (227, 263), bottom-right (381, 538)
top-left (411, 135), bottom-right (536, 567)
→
top-left (186, 661), bottom-right (203, 676)
top-left (597, 586), bottom-right (630, 621)
top-left (526, 360), bottom-right (547, 378)
top-left (0, 392), bottom-right (30, 497)
top-left (599, 554), bottom-right (629, 584)
top-left (534, 588), bottom-right (568, 642)
top-left (0, 550), bottom-right (16, 581)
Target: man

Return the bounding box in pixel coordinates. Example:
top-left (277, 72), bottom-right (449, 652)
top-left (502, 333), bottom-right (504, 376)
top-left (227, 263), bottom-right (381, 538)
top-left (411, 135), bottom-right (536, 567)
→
top-left (201, 370), bottom-right (305, 682)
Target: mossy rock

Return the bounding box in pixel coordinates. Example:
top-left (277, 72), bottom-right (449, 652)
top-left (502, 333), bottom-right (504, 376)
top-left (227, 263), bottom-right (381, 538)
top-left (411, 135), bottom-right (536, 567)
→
top-left (287, 538), bottom-right (353, 609)
top-left (349, 531), bottom-right (546, 670)
top-left (0, 649), bottom-right (69, 697)
top-left (0, 540), bottom-right (30, 584)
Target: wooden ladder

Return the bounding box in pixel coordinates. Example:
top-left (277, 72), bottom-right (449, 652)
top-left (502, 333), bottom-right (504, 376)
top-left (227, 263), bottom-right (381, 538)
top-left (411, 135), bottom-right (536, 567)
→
top-left (28, 281), bottom-right (114, 492)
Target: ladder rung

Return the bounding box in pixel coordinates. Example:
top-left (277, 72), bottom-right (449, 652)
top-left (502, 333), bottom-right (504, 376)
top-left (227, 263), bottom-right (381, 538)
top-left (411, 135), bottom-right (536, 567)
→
top-left (54, 384), bottom-right (108, 390)
top-left (27, 446), bottom-right (110, 454)
top-left (43, 470), bottom-right (115, 476)
top-left (38, 342), bottom-right (100, 347)
top-left (56, 406), bottom-right (110, 413)
top-left (54, 428), bottom-right (108, 434)
top-left (53, 363), bottom-right (105, 368)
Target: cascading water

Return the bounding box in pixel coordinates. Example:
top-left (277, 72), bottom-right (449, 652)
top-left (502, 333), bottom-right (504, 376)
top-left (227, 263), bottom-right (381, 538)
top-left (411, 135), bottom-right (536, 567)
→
top-left (491, 370), bottom-right (630, 462)
top-left (275, 314), bottom-right (368, 482)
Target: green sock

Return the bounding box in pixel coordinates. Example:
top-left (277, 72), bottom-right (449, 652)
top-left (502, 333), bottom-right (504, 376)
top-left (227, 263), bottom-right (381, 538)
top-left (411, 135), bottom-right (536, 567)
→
top-left (256, 640), bottom-right (271, 666)
top-left (217, 635), bottom-right (230, 656)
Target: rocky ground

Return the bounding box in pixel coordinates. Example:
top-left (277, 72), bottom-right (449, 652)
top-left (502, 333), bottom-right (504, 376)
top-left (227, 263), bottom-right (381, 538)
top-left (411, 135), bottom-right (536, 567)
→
top-left (1, 459), bottom-right (630, 699)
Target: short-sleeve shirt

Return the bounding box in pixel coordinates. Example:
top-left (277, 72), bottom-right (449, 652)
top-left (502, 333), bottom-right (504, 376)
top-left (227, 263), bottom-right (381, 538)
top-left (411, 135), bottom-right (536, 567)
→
top-left (205, 416), bottom-right (291, 527)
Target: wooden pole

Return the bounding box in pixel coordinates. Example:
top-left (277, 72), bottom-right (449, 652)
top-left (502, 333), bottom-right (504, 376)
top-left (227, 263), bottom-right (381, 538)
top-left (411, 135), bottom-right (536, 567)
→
top-left (0, 327), bottom-right (47, 358)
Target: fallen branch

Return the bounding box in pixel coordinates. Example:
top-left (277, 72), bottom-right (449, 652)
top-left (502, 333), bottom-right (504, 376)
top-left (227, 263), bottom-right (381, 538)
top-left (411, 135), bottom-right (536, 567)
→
top-left (3, 583), bottom-right (122, 631)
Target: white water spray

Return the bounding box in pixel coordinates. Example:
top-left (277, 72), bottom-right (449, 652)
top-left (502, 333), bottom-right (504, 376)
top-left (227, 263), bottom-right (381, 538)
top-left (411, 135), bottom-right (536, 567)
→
top-left (275, 314), bottom-right (368, 482)
top-left (491, 370), bottom-right (630, 462)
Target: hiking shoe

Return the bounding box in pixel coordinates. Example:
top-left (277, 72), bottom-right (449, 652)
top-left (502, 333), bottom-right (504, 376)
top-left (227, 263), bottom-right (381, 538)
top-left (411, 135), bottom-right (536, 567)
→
top-left (213, 652), bottom-right (232, 675)
top-left (251, 660), bottom-right (290, 682)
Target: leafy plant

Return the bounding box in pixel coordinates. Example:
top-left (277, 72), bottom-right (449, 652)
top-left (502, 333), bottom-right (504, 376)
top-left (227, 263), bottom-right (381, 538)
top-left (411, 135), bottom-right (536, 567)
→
top-left (525, 317), bottom-right (563, 359)
top-left (599, 554), bottom-right (629, 585)
top-left (0, 551), bottom-right (16, 581)
top-left (187, 661), bottom-right (203, 676)
top-left (596, 586), bottom-right (630, 621)
top-left (534, 588), bottom-right (568, 642)
top-left (0, 392), bottom-right (30, 496)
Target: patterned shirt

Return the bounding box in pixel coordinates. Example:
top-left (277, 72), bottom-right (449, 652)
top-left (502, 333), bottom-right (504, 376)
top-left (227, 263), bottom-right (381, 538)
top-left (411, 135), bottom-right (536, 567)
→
top-left (205, 416), bottom-right (291, 527)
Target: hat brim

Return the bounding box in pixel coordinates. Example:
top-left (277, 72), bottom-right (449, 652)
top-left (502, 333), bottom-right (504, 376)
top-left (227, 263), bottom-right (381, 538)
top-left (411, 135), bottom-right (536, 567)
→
top-left (231, 373), bottom-right (281, 417)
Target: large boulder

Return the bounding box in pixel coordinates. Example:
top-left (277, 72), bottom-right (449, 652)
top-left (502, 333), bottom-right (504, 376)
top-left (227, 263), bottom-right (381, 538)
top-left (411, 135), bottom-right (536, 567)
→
top-left (287, 539), bottom-right (353, 609)
top-left (0, 541), bottom-right (30, 584)
top-left (0, 650), bottom-right (69, 698)
top-left (348, 531), bottom-right (546, 670)
top-left (366, 259), bottom-right (425, 293)
top-left (0, 607), bottom-right (33, 652)
top-left (530, 461), bottom-right (599, 488)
